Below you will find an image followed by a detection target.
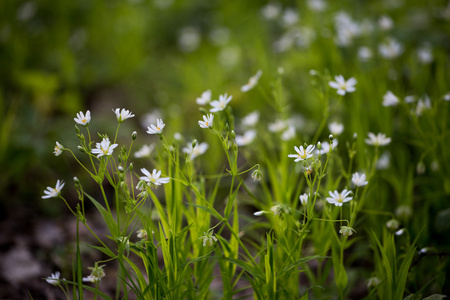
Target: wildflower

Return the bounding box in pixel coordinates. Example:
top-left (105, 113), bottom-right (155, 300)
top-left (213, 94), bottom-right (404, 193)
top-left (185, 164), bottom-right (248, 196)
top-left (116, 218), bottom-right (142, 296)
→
top-left (254, 210), bottom-right (265, 216)
top-left (241, 70), bottom-right (262, 92)
top-left (299, 193), bottom-right (308, 206)
top-left (236, 130), bottom-right (256, 146)
top-left (210, 93), bottom-right (232, 112)
top-left (268, 119), bottom-right (288, 133)
top-left (379, 38), bottom-right (403, 59)
top-left (270, 204), bottom-right (290, 216)
top-left (183, 142), bottom-right (209, 160)
top-left (378, 15), bottom-right (394, 31)
top-left (146, 119), bottom-right (165, 135)
top-left (74, 110), bottom-right (91, 126)
top-left (113, 108), bottom-right (134, 123)
top-left (417, 46), bottom-right (433, 64)
top-left (416, 161), bottom-right (426, 175)
top-left (383, 90), bottom-right (399, 107)
top-left (83, 264), bottom-right (106, 283)
top-left (328, 75), bottom-right (357, 95)
top-left (307, 0), bottom-right (327, 11)
top-left (358, 46), bottom-right (373, 61)
top-left (282, 8), bottom-right (299, 27)
top-left (352, 172), bottom-right (368, 187)
top-left (328, 122), bottom-right (344, 136)
top-left (317, 139), bottom-right (338, 155)
top-left (54, 141), bottom-right (64, 156)
top-left (42, 180), bottom-right (65, 199)
top-left (395, 205), bottom-right (412, 220)
top-left (261, 3), bottom-right (281, 20)
top-left (45, 272), bottom-right (61, 286)
top-left (137, 229), bottom-right (148, 239)
top-left (365, 132), bottom-right (391, 146)
top-left (281, 126), bottom-right (296, 141)
top-left (386, 219), bottom-right (400, 231)
top-left (91, 138), bottom-right (118, 158)
top-left (395, 228), bottom-right (406, 236)
top-left (134, 144), bottom-right (155, 158)
top-left (326, 189), bottom-right (353, 206)
top-left (251, 169), bottom-right (262, 181)
top-left (367, 277), bottom-right (381, 288)
top-left (376, 151), bottom-right (391, 169)
top-left (199, 230), bottom-right (218, 247)
top-left (241, 111), bottom-right (260, 127)
top-left (415, 94), bottom-right (431, 116)
top-left (443, 92), bottom-right (450, 101)
top-left (140, 168), bottom-right (170, 187)
top-left (339, 226), bottom-right (356, 237)
top-left (288, 145), bottom-right (315, 162)
top-left (198, 114), bottom-right (214, 129)
top-left (196, 90), bottom-right (212, 105)
top-left (178, 26), bottom-right (201, 52)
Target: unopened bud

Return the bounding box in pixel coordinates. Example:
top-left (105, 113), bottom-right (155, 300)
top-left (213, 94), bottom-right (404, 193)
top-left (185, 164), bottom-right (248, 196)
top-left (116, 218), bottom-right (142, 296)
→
top-left (252, 169), bottom-right (262, 181)
top-left (75, 125), bottom-right (81, 135)
top-left (192, 139), bottom-right (198, 148)
top-left (77, 145), bottom-right (87, 153)
top-left (118, 165), bottom-right (124, 173)
top-left (386, 219), bottom-right (400, 231)
top-left (132, 131), bottom-right (137, 140)
top-left (329, 134), bottom-right (334, 142)
top-left (231, 130), bottom-right (236, 139)
top-left (129, 163), bottom-right (133, 172)
top-left (317, 141), bottom-right (322, 150)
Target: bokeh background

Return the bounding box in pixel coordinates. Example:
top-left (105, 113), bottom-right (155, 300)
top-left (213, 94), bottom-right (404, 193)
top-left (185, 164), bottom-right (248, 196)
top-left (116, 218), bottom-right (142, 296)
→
top-left (1, 0), bottom-right (449, 298)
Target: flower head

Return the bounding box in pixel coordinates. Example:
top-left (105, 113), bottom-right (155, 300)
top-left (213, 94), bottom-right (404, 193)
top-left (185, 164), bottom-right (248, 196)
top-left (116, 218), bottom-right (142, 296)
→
top-left (54, 141), bottom-right (64, 156)
top-left (137, 229), bottom-right (148, 239)
top-left (45, 271), bottom-right (61, 286)
top-left (329, 75), bottom-right (357, 95)
top-left (210, 93), bottom-right (232, 112)
top-left (199, 230), bottom-right (218, 247)
top-left (339, 226), bottom-right (356, 237)
top-left (134, 144), bottom-right (155, 158)
top-left (299, 193), bottom-right (308, 206)
top-left (196, 90), bottom-right (212, 105)
top-left (352, 172), bottom-right (368, 187)
top-left (74, 110), bottom-right (91, 126)
top-left (386, 219), bottom-right (400, 231)
top-left (281, 126), bottom-right (296, 141)
top-left (140, 168), bottom-right (170, 187)
top-left (236, 130), bottom-right (256, 146)
top-left (288, 145), bottom-right (315, 162)
top-left (241, 70), bottom-right (262, 92)
top-left (379, 38), bottom-right (403, 59)
top-left (146, 119), bottom-right (165, 135)
top-left (198, 114), bottom-right (214, 129)
top-left (83, 264), bottom-right (105, 283)
top-left (251, 169), bottom-right (262, 181)
top-left (91, 138), bottom-right (118, 158)
top-left (328, 122), bottom-right (344, 136)
top-left (42, 180), bottom-right (65, 199)
top-left (113, 108), bottom-right (135, 123)
top-left (241, 111), bottom-right (260, 127)
top-left (316, 139), bottom-right (338, 155)
top-left (326, 189), bottom-right (353, 206)
top-left (365, 132), bottom-right (391, 146)
top-left (383, 90), bottom-right (399, 107)
top-left (183, 142), bottom-right (209, 160)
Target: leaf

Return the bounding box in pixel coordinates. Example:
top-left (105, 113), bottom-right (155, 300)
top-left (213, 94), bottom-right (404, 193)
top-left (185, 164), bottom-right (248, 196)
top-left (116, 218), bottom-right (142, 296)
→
top-left (422, 295), bottom-right (447, 300)
top-left (84, 192), bottom-right (117, 235)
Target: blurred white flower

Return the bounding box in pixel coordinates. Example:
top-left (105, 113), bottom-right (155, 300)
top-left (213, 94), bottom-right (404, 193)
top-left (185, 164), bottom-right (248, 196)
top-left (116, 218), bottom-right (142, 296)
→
top-left (196, 90), bottom-right (212, 105)
top-left (329, 75), bottom-right (357, 95)
top-left (307, 0), bottom-right (327, 11)
top-left (376, 151), bottom-right (391, 170)
top-left (54, 141), bottom-right (64, 156)
top-left (443, 92), bottom-right (450, 101)
top-left (288, 145), bottom-right (315, 162)
top-left (254, 210), bottom-right (265, 216)
top-left (74, 110), bottom-right (91, 127)
top-left (83, 264), bottom-right (105, 283)
top-left (378, 15), bottom-right (394, 31)
top-left (140, 168), bottom-right (170, 187)
top-left (326, 189), bottom-right (353, 206)
top-left (198, 114), bottom-right (214, 129)
top-left (339, 226), bottom-right (356, 237)
top-left (404, 95), bottom-right (416, 103)
top-left (281, 126), bottom-right (296, 141)
top-left (334, 12), bottom-right (360, 46)
top-left (210, 93), bottom-right (232, 112)
top-left (146, 119), bottom-right (165, 135)
top-left (328, 122), bottom-right (344, 136)
top-left (299, 193), bottom-right (308, 206)
top-left (260, 3), bottom-right (281, 20)
top-left (379, 38), bottom-right (403, 59)
top-left (134, 144), bottom-right (155, 158)
top-left (218, 46), bottom-right (241, 68)
top-left (417, 46), bottom-right (433, 64)
top-left (178, 27), bottom-right (201, 52)
top-left (137, 229), bottom-right (148, 239)
top-left (365, 132), bottom-right (391, 146)
top-left (241, 111), bottom-right (260, 127)
top-left (91, 138), bottom-right (118, 158)
top-left (209, 27), bottom-right (230, 46)
top-left (241, 70), bottom-right (262, 92)
top-left (395, 228), bottom-right (406, 236)
top-left (183, 142), bottom-right (209, 160)
top-left (317, 139), bottom-right (338, 155)
top-left (281, 8), bottom-right (299, 27)
top-left (113, 108), bottom-right (135, 123)
top-left (236, 130), bottom-right (257, 146)
top-left (268, 119), bottom-right (288, 133)
top-left (199, 230), bottom-right (218, 247)
top-left (415, 94), bottom-right (431, 116)
top-left (42, 180), bottom-right (65, 199)
top-left (383, 90), bottom-right (399, 107)
top-left (352, 172), bottom-right (368, 187)
top-left (358, 46), bottom-right (373, 61)
top-left (45, 272), bottom-right (61, 286)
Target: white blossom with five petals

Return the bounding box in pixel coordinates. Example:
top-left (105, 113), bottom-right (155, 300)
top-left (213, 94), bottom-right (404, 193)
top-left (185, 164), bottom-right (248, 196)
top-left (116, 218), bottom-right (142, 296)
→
top-left (42, 180), bottom-right (65, 199)
top-left (329, 75), bottom-right (357, 95)
top-left (288, 145), bottom-right (315, 162)
top-left (74, 110), bottom-right (91, 126)
top-left (210, 93), bottom-right (232, 112)
top-left (91, 138), bottom-right (118, 158)
top-left (326, 189), bottom-right (353, 206)
top-left (146, 119), bottom-right (165, 135)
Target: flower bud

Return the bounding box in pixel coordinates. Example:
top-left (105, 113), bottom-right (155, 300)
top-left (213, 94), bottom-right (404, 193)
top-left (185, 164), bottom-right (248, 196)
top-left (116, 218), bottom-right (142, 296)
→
top-left (77, 145), bottom-right (87, 153)
top-left (329, 134), bottom-right (334, 142)
top-left (317, 141), bottom-right (322, 150)
top-left (385, 219), bottom-right (400, 231)
top-left (75, 125), bottom-right (81, 135)
top-left (129, 163), bottom-right (133, 172)
top-left (251, 169), bottom-right (262, 181)
top-left (416, 161), bottom-right (425, 175)
top-left (132, 131), bottom-right (137, 140)
top-left (231, 130), bottom-right (236, 139)
top-left (192, 139), bottom-right (198, 148)
top-left (118, 165), bottom-right (124, 173)
top-left (339, 226), bottom-right (356, 237)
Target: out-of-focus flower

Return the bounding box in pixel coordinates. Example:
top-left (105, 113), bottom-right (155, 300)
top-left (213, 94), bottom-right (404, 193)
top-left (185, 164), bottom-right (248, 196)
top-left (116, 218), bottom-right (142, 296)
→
top-left (307, 0), bottom-right (327, 11)
top-left (242, 111), bottom-right (260, 127)
top-left (140, 168), bottom-right (170, 187)
top-left (367, 277), bottom-right (381, 288)
top-left (379, 38), bottom-right (403, 59)
top-left (210, 93), bottom-right (232, 112)
top-left (377, 151), bottom-right (391, 169)
top-left (443, 92), bottom-right (450, 101)
top-left (365, 132), bottom-right (391, 146)
top-left (251, 169), bottom-right (262, 181)
top-left (415, 94), bottom-right (431, 116)
top-left (198, 114), bottom-right (214, 129)
top-left (54, 142), bottom-right (64, 156)
top-left (358, 46), bottom-right (373, 61)
top-left (209, 27), bottom-right (230, 46)
top-left (281, 8), bottom-right (299, 27)
top-left (386, 219), bottom-right (400, 231)
top-left (270, 204), bottom-right (290, 216)
top-left (113, 108), bottom-right (135, 123)
top-left (326, 189), bottom-right (353, 206)
top-left (74, 110), bottom-right (91, 127)
top-left (42, 180), bottom-right (65, 199)
top-left (299, 193), bottom-right (308, 206)
top-left (404, 95), bottom-right (416, 103)
top-left (146, 119), bottom-right (165, 135)
top-left (329, 122), bottom-right (344, 136)
top-left (183, 142), bottom-right (209, 160)
top-left (395, 228), bottom-right (406, 236)
top-left (137, 229), bottom-right (148, 239)
top-left (83, 264), bottom-right (106, 283)
top-left (281, 126), bottom-right (296, 141)
top-left (339, 226), bottom-right (356, 237)
top-left (236, 130), bottom-right (256, 146)
top-left (196, 90), bottom-right (212, 105)
top-left (261, 3), bottom-right (281, 20)
top-left (383, 90), bottom-right (400, 107)
top-left (241, 70), bottom-right (262, 92)
top-left (254, 210), bottom-right (265, 216)
top-left (352, 172), bottom-right (368, 187)
top-left (268, 119), bottom-right (288, 133)
top-left (134, 144), bottom-right (155, 158)
top-left (395, 205), bottom-right (412, 220)
top-left (316, 139), bottom-right (338, 155)
top-left (378, 15), bottom-right (394, 31)
top-left (328, 75), bottom-right (357, 95)
top-left (199, 230), bottom-right (218, 247)
top-left (417, 46), bottom-right (433, 64)
top-left (45, 272), bottom-right (61, 286)
top-left (178, 27), bottom-right (201, 52)
top-left (288, 145), bottom-right (315, 162)
top-left (91, 138), bottom-right (118, 158)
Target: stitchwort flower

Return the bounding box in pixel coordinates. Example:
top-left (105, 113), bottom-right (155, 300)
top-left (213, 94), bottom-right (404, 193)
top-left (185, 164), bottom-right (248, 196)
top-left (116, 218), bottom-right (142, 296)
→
top-left (383, 90), bottom-right (399, 107)
top-left (45, 271), bottom-right (61, 286)
top-left (365, 132), bottom-right (391, 146)
top-left (198, 114), bottom-right (214, 129)
top-left (236, 130), bottom-right (256, 146)
top-left (146, 119), bottom-right (165, 135)
top-left (113, 108), bottom-right (135, 123)
top-left (210, 93), bottom-right (232, 112)
top-left (196, 90), bottom-right (212, 105)
top-left (42, 180), bottom-right (65, 199)
top-left (328, 121), bottom-right (344, 136)
top-left (91, 138), bottom-right (118, 158)
top-left (288, 145), bottom-right (315, 162)
top-left (241, 70), bottom-right (262, 92)
top-left (140, 168), bottom-right (170, 187)
top-left (352, 172), bottom-right (368, 187)
top-left (326, 189), bottom-right (353, 206)
top-left (199, 230), bottom-right (218, 247)
top-left (299, 193), bottom-right (308, 206)
top-left (74, 110), bottom-right (91, 126)
top-left (83, 264), bottom-right (106, 283)
top-left (328, 75), bottom-right (357, 95)
top-left (134, 144), bottom-right (155, 158)
top-left (183, 142), bottom-right (209, 160)
top-left (54, 141), bottom-right (64, 156)
top-left (339, 226), bottom-right (356, 237)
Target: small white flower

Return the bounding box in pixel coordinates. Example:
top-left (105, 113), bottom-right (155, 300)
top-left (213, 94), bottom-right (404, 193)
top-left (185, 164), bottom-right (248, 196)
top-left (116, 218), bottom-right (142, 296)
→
top-left (307, 0), bottom-right (327, 11)
top-left (365, 132), bottom-right (391, 146)
top-left (146, 119), bottom-right (165, 135)
top-left (417, 46), bottom-right (433, 64)
top-left (386, 219), bottom-right (400, 231)
top-left (210, 93), bottom-right (232, 112)
top-left (379, 38), bottom-right (403, 59)
top-left (288, 145), bottom-right (315, 162)
top-left (54, 141), bottom-right (64, 156)
top-left (241, 70), bottom-right (262, 92)
top-left (339, 226), bottom-right (356, 237)
top-left (91, 138), bottom-right (118, 158)
top-left (113, 108), bottom-right (135, 123)
top-left (196, 90), bottom-right (212, 105)
top-left (299, 193), bottom-right (308, 206)
top-left (378, 15), bottom-right (394, 31)
top-left (404, 95), bottom-right (416, 103)
top-left (282, 8), bottom-right (299, 27)
top-left (326, 189), bottom-right (353, 206)
top-left (377, 151), bottom-right (391, 170)
top-left (241, 111), bottom-right (260, 127)
top-left (137, 229), bottom-right (148, 239)
top-left (352, 172), bottom-right (368, 187)
top-left (74, 110), bottom-right (91, 126)
top-left (281, 126), bottom-right (296, 141)
top-left (199, 230), bottom-right (218, 247)
top-left (134, 144), bottom-right (155, 158)
top-left (358, 46), bottom-right (373, 61)
top-left (236, 130), bottom-right (256, 146)
top-left (254, 210), bottom-right (265, 216)
top-left (183, 142), bottom-right (209, 160)
top-left (383, 90), bottom-right (399, 107)
top-left (268, 119), bottom-right (288, 133)
top-left (198, 114), bottom-right (214, 129)
top-left (45, 272), bottom-right (61, 286)
top-left (328, 122), bottom-right (344, 136)
top-left (42, 180), bottom-right (65, 199)
top-left (395, 228), bottom-right (406, 236)
top-left (261, 3), bottom-right (281, 20)
top-left (415, 94), bottom-right (431, 116)
top-left (316, 139), bottom-right (338, 155)
top-left (443, 92), bottom-right (450, 101)
top-left (328, 75), bottom-right (357, 95)
top-left (367, 277), bottom-right (381, 288)
top-left (140, 168), bottom-right (170, 187)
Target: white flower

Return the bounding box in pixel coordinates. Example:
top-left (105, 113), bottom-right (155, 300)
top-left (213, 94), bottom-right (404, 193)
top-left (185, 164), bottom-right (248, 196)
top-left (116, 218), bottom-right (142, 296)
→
top-left (113, 108), bottom-right (135, 123)
top-left (254, 210), bottom-right (265, 216)
top-left (140, 168), bottom-right (170, 187)
top-left (45, 271), bottom-right (61, 286)
top-left (241, 111), bottom-right (260, 127)
top-left (268, 119), bottom-right (288, 133)
top-left (199, 230), bottom-right (218, 247)
top-left (379, 38), bottom-right (403, 59)
top-left (261, 3), bottom-right (281, 20)
top-left (54, 141), bottom-right (64, 156)
top-left (183, 142), bottom-right (209, 160)
top-left (378, 15), bottom-right (394, 31)
top-left (282, 8), bottom-right (299, 27)
top-left (210, 93), bottom-right (232, 112)
top-left (83, 264), bottom-right (105, 283)
top-left (365, 132), bottom-right (391, 146)
top-left (137, 229), bottom-right (148, 239)
top-left (198, 114), bottom-right (214, 129)
top-left (307, 0), bottom-right (327, 11)
top-left (236, 130), bottom-right (256, 146)
top-left (383, 90), bottom-right (399, 107)
top-left (328, 122), bottom-right (344, 135)
top-left (352, 172), bottom-right (368, 187)
top-left (299, 193), bottom-right (308, 206)
top-left (395, 228), bottom-right (406, 236)
top-left (91, 138), bottom-right (118, 158)
top-left (317, 139), bottom-right (338, 155)
top-left (358, 46), bottom-right (373, 61)
top-left (404, 95), bottom-right (416, 103)
top-left (74, 110), bottom-right (91, 126)
top-left (281, 126), bottom-right (296, 141)
top-left (196, 90), bottom-right (212, 105)
top-left (339, 226), bottom-right (356, 237)
top-left (417, 46), bottom-right (433, 64)
top-left (376, 151), bottom-right (391, 169)
top-left (415, 94), bottom-right (431, 116)
top-left (146, 119), bottom-right (165, 135)
top-left (42, 180), bottom-right (65, 199)
top-left (134, 144), bottom-right (155, 158)
top-left (328, 75), bottom-right (357, 95)
top-left (241, 70), bottom-right (262, 92)
top-left (326, 189), bottom-right (353, 206)
top-left (270, 204), bottom-right (290, 216)
top-left (288, 145), bottom-right (315, 162)
top-left (444, 92), bottom-right (450, 101)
